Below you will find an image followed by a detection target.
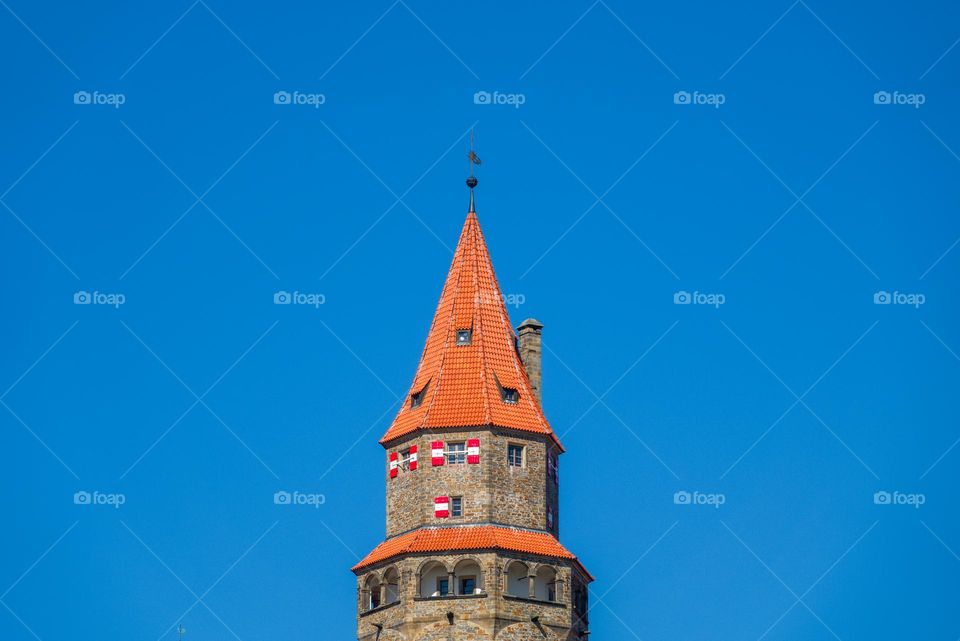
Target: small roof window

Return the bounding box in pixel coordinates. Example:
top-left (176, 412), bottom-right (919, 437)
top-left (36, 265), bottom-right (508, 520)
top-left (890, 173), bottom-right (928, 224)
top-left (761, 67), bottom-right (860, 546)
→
top-left (493, 372), bottom-right (519, 404)
top-left (456, 329), bottom-right (472, 346)
top-left (410, 381), bottom-right (429, 409)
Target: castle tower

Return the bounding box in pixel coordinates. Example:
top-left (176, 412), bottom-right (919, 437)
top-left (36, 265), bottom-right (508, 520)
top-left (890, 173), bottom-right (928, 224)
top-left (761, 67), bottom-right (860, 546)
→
top-left (352, 174), bottom-right (592, 641)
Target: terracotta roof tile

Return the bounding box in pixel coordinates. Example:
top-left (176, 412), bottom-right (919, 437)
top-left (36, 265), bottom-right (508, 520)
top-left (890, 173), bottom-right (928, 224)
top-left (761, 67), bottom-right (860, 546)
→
top-left (352, 525), bottom-right (589, 578)
top-left (380, 212), bottom-right (561, 449)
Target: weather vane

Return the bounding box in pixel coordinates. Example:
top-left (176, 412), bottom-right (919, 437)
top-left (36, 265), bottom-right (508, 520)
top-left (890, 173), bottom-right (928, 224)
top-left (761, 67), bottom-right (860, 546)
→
top-left (467, 129), bottom-right (481, 178)
top-left (177, 624), bottom-right (186, 641)
top-left (466, 129), bottom-right (481, 211)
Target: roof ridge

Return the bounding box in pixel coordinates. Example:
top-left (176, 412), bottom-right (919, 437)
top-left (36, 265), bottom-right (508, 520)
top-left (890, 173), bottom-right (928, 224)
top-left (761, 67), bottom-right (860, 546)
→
top-left (470, 218), bottom-right (493, 425)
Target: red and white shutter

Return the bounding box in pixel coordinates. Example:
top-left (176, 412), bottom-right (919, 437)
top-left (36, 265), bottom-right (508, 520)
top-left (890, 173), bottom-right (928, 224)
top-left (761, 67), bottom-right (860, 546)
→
top-left (467, 438), bottom-right (480, 464)
top-left (389, 452), bottom-right (398, 478)
top-left (431, 441), bottom-right (445, 466)
top-left (434, 496), bottom-right (449, 518)
top-left (409, 445), bottom-right (418, 471)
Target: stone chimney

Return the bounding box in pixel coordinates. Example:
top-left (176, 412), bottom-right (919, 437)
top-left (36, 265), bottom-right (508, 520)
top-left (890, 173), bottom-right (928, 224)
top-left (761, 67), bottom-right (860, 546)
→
top-left (517, 318), bottom-right (544, 405)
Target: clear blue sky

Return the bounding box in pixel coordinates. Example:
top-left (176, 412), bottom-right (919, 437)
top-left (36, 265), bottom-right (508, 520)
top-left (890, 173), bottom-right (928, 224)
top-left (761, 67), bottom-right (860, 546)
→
top-left (1, 2), bottom-right (958, 640)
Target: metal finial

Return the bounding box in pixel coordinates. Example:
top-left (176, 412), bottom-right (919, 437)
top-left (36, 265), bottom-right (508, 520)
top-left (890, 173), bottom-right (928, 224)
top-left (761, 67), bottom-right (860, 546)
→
top-left (467, 129), bottom-right (480, 212)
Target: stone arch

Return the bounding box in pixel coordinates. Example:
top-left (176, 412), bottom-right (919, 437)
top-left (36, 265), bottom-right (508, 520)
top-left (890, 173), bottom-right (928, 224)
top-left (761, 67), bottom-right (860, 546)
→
top-left (383, 564), bottom-right (401, 604)
top-left (363, 573), bottom-right (382, 610)
top-left (503, 559), bottom-right (530, 597)
top-left (416, 557), bottom-right (452, 576)
top-left (417, 559), bottom-right (451, 597)
top-left (533, 564), bottom-right (558, 602)
top-left (415, 620), bottom-right (492, 641)
top-left (496, 622), bottom-right (558, 641)
top-left (452, 556), bottom-right (484, 595)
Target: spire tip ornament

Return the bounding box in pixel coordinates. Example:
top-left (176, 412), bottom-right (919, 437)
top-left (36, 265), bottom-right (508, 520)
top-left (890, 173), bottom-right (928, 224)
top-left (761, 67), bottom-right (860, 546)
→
top-left (467, 130), bottom-right (480, 212)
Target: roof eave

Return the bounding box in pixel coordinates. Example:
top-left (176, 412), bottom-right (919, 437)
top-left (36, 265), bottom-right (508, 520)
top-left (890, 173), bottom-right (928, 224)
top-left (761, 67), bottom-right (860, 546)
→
top-left (378, 423), bottom-right (564, 452)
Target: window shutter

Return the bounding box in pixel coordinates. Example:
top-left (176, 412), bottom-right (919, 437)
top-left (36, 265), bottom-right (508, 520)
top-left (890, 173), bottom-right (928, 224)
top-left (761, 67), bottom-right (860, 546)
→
top-left (434, 496), bottom-right (449, 518)
top-left (389, 452), bottom-right (398, 478)
top-left (467, 438), bottom-right (480, 464)
top-left (409, 445), bottom-right (418, 471)
top-left (431, 441), bottom-right (445, 466)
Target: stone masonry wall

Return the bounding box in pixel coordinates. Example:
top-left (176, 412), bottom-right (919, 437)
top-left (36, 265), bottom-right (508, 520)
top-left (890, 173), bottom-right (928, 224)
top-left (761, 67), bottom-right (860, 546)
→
top-left (356, 551), bottom-right (580, 641)
top-left (384, 429), bottom-right (560, 536)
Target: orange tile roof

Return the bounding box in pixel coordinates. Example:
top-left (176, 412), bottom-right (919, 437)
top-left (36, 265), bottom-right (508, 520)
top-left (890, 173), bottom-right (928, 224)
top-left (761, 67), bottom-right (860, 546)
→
top-left (380, 211), bottom-right (561, 449)
top-left (352, 525), bottom-right (590, 578)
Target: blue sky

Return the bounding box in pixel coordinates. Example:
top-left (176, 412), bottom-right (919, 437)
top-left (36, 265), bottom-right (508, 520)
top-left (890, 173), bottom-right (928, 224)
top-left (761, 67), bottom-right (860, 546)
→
top-left (1, 1), bottom-right (958, 640)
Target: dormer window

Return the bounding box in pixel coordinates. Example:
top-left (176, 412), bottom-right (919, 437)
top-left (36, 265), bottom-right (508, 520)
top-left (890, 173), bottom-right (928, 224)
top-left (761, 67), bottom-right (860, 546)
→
top-left (410, 381), bottom-right (429, 409)
top-left (456, 329), bottom-right (472, 346)
top-left (493, 372), bottom-right (519, 404)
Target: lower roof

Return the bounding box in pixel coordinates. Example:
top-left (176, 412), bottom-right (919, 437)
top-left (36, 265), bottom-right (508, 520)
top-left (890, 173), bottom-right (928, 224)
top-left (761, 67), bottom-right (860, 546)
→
top-left (351, 525), bottom-right (591, 580)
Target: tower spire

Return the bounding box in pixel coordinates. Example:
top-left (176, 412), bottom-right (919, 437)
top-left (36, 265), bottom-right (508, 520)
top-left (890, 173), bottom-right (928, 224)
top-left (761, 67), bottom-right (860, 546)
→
top-left (466, 129), bottom-right (480, 213)
top-left (353, 159), bottom-right (592, 641)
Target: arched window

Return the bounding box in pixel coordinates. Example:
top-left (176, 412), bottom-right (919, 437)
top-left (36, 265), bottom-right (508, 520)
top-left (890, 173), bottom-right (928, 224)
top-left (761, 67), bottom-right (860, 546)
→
top-left (453, 559), bottom-right (483, 595)
top-left (418, 560), bottom-right (449, 597)
top-left (505, 561), bottom-right (529, 597)
top-left (534, 565), bottom-right (557, 602)
top-left (383, 566), bottom-right (400, 604)
top-left (364, 574), bottom-right (382, 610)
